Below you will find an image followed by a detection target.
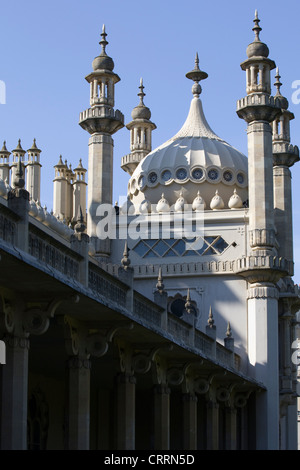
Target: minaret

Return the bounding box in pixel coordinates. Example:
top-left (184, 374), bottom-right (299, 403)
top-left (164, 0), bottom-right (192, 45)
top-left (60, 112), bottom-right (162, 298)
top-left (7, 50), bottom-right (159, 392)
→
top-left (121, 79), bottom-right (156, 175)
top-left (53, 155), bottom-right (69, 221)
top-left (26, 139), bottom-right (42, 202)
top-left (272, 68), bottom-right (299, 273)
top-left (11, 139), bottom-right (26, 189)
top-left (237, 11), bottom-right (281, 253)
top-left (72, 159), bottom-right (87, 223)
top-left (236, 12), bottom-right (283, 450)
top-left (79, 25), bottom-right (124, 256)
top-left (0, 141), bottom-right (11, 184)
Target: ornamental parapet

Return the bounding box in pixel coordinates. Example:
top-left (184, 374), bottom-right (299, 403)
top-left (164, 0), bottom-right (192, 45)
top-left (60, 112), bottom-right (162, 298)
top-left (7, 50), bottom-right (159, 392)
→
top-left (236, 93), bottom-right (281, 123)
top-left (234, 254), bottom-right (289, 283)
top-left (273, 142), bottom-right (299, 167)
top-left (79, 106), bottom-right (124, 135)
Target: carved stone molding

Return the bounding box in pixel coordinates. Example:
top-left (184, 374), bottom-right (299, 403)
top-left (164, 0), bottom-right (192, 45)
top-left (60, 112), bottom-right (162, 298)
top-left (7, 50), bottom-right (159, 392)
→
top-left (4, 334), bottom-right (30, 350)
top-left (249, 228), bottom-right (276, 249)
top-left (67, 356), bottom-right (91, 370)
top-left (247, 284), bottom-right (279, 300)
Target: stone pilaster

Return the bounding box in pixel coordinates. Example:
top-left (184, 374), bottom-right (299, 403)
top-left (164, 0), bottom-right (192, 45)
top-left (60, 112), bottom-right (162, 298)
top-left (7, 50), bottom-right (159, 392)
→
top-left (66, 356), bottom-right (91, 450)
top-left (115, 373), bottom-right (136, 450)
top-left (0, 334), bottom-right (29, 450)
top-left (247, 283), bottom-right (279, 449)
top-left (153, 384), bottom-right (170, 450)
top-left (182, 393), bottom-right (197, 450)
top-left (206, 399), bottom-right (219, 450)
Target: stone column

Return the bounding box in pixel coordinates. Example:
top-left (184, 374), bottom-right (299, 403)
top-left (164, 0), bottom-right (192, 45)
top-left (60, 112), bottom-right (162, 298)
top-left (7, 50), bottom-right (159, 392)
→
top-left (116, 373), bottom-right (136, 450)
top-left (206, 399), bottom-right (219, 450)
top-left (247, 283), bottom-right (279, 449)
top-left (225, 406), bottom-right (237, 450)
top-left (153, 384), bottom-right (170, 450)
top-left (66, 356), bottom-right (91, 450)
top-left (182, 393), bottom-right (197, 450)
top-left (0, 335), bottom-right (29, 450)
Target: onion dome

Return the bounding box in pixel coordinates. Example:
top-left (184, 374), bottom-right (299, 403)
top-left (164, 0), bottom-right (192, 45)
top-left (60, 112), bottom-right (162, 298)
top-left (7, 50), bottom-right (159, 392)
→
top-left (228, 189), bottom-right (243, 209)
top-left (210, 190), bottom-right (224, 210)
top-left (131, 78), bottom-right (152, 120)
top-left (246, 11), bottom-right (269, 58)
top-left (274, 68), bottom-right (288, 110)
top-left (128, 54), bottom-right (248, 211)
top-left (92, 25), bottom-right (114, 72)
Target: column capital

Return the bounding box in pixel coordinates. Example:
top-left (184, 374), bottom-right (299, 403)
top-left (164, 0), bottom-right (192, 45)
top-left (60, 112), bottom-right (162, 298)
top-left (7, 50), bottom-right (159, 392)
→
top-left (247, 283), bottom-right (279, 300)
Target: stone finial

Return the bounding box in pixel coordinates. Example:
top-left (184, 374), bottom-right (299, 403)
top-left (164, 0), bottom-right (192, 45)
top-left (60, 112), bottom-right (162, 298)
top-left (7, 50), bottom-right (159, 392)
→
top-left (121, 241), bottom-right (131, 270)
top-left (228, 189), bottom-right (243, 209)
top-left (207, 306), bottom-right (215, 328)
top-left (100, 24), bottom-right (108, 54)
top-left (185, 289), bottom-right (193, 314)
top-left (138, 78), bottom-right (146, 106)
top-left (74, 206), bottom-right (86, 234)
top-left (210, 190), bottom-right (225, 210)
top-left (156, 193), bottom-right (170, 213)
top-left (253, 9), bottom-right (262, 42)
top-left (156, 267), bottom-right (165, 294)
top-left (13, 158), bottom-right (25, 189)
top-left (226, 321), bottom-right (232, 338)
top-left (185, 53), bottom-right (208, 98)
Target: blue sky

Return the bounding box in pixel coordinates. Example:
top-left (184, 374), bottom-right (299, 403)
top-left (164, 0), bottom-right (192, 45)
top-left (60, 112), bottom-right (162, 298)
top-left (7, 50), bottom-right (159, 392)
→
top-left (1, 0), bottom-right (300, 283)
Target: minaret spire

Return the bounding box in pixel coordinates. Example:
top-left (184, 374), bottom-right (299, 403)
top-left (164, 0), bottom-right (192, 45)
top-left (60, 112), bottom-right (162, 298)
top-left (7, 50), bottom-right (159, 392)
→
top-left (79, 26), bottom-right (124, 257)
top-left (121, 79), bottom-right (156, 175)
top-left (253, 9), bottom-right (262, 41)
top-left (100, 24), bottom-right (108, 54)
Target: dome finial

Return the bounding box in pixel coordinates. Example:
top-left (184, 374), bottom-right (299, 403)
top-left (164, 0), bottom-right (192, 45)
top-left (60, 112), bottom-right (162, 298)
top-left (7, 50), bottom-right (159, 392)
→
top-left (100, 24), bottom-right (108, 55)
top-left (253, 9), bottom-right (262, 42)
top-left (138, 77), bottom-right (145, 105)
top-left (274, 67), bottom-right (282, 96)
top-left (185, 53), bottom-right (208, 98)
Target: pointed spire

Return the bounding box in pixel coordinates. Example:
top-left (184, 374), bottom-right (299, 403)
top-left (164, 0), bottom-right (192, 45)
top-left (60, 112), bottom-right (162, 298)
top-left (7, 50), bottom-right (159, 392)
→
top-left (121, 241), bottom-right (131, 270)
top-left (156, 267), bottom-right (165, 294)
top-left (207, 306), bottom-right (215, 328)
top-left (185, 53), bottom-right (208, 98)
top-left (274, 67), bottom-right (282, 96)
top-left (0, 141), bottom-right (10, 156)
top-left (252, 9), bottom-right (262, 42)
top-left (185, 289), bottom-right (193, 314)
top-left (74, 206), bottom-right (86, 233)
top-left (100, 24), bottom-right (108, 55)
top-left (138, 78), bottom-right (145, 105)
top-left (226, 321), bottom-right (232, 338)
top-left (13, 158), bottom-right (25, 189)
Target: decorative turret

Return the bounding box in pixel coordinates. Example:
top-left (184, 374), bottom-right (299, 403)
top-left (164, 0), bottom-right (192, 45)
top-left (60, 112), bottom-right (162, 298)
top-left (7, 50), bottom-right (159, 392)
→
top-left (26, 139), bottom-right (42, 202)
top-left (79, 26), bottom-right (124, 256)
top-left (11, 139), bottom-right (26, 189)
top-left (72, 159), bottom-right (87, 223)
top-left (121, 79), bottom-right (156, 175)
top-left (236, 11), bottom-right (281, 253)
top-left (53, 155), bottom-right (69, 221)
top-left (0, 141), bottom-right (11, 185)
top-left (271, 69), bottom-right (299, 273)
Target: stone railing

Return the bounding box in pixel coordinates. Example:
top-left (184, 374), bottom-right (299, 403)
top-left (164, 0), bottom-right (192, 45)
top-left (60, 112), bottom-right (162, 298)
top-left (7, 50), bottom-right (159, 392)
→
top-left (88, 264), bottom-right (128, 308)
top-left (28, 224), bottom-right (80, 281)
